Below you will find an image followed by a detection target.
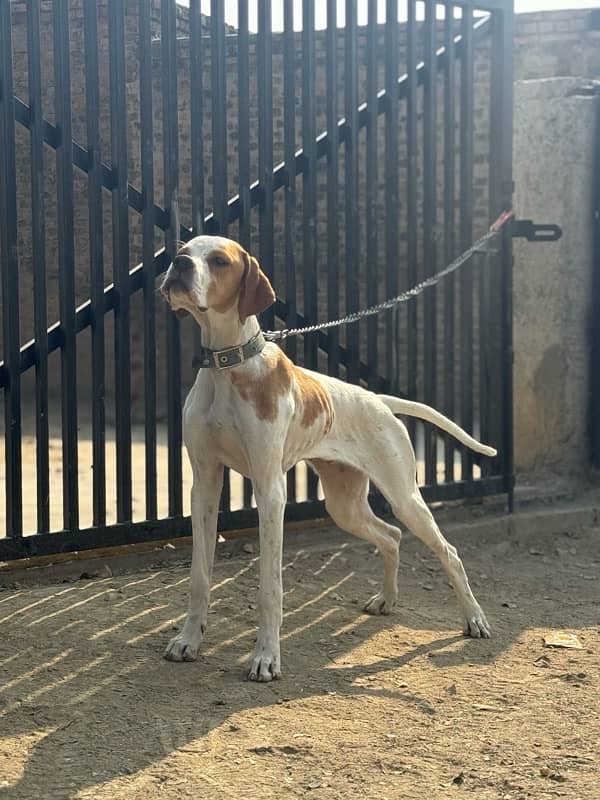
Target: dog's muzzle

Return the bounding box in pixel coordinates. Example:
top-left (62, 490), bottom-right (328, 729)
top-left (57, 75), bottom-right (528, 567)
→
top-left (161, 254), bottom-right (197, 301)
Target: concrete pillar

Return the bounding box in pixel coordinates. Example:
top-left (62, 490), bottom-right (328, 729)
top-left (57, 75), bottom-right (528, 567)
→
top-left (513, 77), bottom-right (597, 476)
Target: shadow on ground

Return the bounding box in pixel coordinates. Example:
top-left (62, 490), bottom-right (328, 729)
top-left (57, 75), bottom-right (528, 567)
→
top-left (0, 521), bottom-right (598, 799)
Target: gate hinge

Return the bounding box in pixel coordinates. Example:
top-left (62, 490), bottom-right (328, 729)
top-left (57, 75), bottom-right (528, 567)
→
top-left (510, 219), bottom-right (562, 242)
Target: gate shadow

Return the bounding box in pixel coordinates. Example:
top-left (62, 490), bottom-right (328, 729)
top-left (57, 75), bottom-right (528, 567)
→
top-left (0, 523), bottom-right (597, 798)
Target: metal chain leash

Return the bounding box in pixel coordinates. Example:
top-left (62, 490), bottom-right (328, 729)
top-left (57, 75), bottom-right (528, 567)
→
top-left (263, 211), bottom-right (514, 343)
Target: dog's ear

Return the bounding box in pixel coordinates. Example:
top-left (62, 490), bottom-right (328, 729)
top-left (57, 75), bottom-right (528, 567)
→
top-left (238, 251), bottom-right (276, 323)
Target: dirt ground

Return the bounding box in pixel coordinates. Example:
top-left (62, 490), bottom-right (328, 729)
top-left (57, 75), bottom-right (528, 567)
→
top-left (0, 518), bottom-right (598, 800)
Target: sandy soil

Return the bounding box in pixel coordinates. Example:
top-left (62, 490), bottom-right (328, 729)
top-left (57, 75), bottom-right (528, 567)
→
top-left (0, 519), bottom-right (598, 799)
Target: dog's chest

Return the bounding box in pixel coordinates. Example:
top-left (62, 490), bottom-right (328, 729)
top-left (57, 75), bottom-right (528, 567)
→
top-left (184, 379), bottom-right (252, 475)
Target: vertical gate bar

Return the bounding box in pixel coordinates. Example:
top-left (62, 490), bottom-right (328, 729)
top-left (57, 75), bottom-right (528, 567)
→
top-left (84, 0), bottom-right (106, 527)
top-left (283, 0), bottom-right (297, 366)
top-left (478, 234), bottom-right (491, 478)
top-left (488, 7), bottom-right (504, 446)
top-left (480, 1), bottom-right (494, 482)
top-left (459, 5), bottom-right (474, 482)
top-left (191, 0), bottom-right (205, 236)
top-left (326, 0), bottom-right (339, 379)
top-left (385, 0), bottom-right (399, 395)
top-left (237, 0), bottom-right (250, 249)
top-left (489, 2), bottom-right (514, 507)
top-left (504, 212), bottom-right (515, 503)
top-left (257, 0), bottom-right (275, 505)
top-left (211, 0), bottom-right (227, 234)
top-left (53, 0), bottom-right (78, 531)
top-left (302, 0), bottom-right (318, 373)
top-left (302, 0), bottom-right (318, 498)
top-left (27, 0), bottom-right (49, 532)
top-left (443, 3), bottom-right (456, 483)
top-left (344, 0), bottom-right (360, 384)
top-left (238, 0), bottom-right (253, 509)
top-left (366, 0), bottom-right (379, 390)
top-left (109, 0), bottom-right (132, 523)
top-left (284, 0), bottom-right (297, 503)
top-left (406, 0), bottom-right (417, 441)
top-left (190, 0), bottom-right (204, 378)
top-left (258, 0), bottom-right (275, 331)
top-left (423, 0), bottom-right (437, 485)
top-left (140, 0), bottom-right (157, 520)
top-left (210, 1), bottom-right (229, 513)
top-left (162, 0), bottom-right (183, 518)
top-left (0, 2), bottom-right (22, 537)
top-left (503, 6), bottom-right (516, 506)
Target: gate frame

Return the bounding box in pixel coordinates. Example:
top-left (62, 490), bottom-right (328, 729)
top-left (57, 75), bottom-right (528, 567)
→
top-left (0, 0), bottom-right (516, 561)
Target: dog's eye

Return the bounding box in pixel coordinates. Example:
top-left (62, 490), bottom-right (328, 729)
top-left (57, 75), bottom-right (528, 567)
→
top-left (213, 256), bottom-right (229, 267)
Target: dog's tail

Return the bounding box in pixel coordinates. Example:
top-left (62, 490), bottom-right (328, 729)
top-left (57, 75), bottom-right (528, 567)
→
top-left (378, 395), bottom-right (497, 457)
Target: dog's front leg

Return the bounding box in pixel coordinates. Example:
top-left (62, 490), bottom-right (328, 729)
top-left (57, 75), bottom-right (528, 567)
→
top-left (164, 459), bottom-right (223, 662)
top-left (247, 472), bottom-right (287, 682)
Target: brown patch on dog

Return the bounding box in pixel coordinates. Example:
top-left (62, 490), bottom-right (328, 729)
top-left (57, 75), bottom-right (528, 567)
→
top-left (205, 242), bottom-right (247, 314)
top-left (204, 244), bottom-right (275, 320)
top-left (230, 348), bottom-right (334, 432)
top-left (237, 253), bottom-right (276, 322)
top-left (293, 369), bottom-right (334, 433)
top-left (230, 349), bottom-right (293, 422)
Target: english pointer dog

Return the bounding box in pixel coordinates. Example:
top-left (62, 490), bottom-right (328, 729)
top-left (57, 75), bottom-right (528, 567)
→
top-left (160, 236), bottom-right (494, 682)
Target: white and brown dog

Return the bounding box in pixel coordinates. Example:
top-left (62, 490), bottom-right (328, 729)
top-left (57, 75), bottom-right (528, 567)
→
top-left (160, 235), bottom-right (494, 682)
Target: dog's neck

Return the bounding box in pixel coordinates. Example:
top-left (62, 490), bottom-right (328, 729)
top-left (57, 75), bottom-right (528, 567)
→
top-left (191, 305), bottom-right (260, 352)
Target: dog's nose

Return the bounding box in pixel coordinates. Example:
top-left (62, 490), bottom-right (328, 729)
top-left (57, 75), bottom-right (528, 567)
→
top-left (172, 254), bottom-right (195, 273)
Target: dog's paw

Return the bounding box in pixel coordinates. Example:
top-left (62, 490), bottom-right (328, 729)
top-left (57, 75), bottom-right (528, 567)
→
top-left (363, 592), bottom-right (396, 616)
top-left (164, 628), bottom-right (205, 662)
top-left (248, 641), bottom-right (281, 682)
top-left (463, 610), bottom-right (491, 639)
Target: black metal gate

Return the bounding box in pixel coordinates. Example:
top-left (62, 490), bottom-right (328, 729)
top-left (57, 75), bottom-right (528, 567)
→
top-left (0, 0), bottom-right (514, 561)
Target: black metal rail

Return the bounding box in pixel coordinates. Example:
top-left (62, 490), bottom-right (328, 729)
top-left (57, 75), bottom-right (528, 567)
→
top-left (53, 0), bottom-right (79, 533)
top-left (162, 0), bottom-right (183, 520)
top-left (140, 0), bottom-right (158, 522)
top-left (459, 7), bottom-right (475, 483)
top-left (0, 0), bottom-right (22, 539)
top-left (443, 5), bottom-right (457, 483)
top-left (423, 0), bottom-right (438, 486)
top-left (84, 0), bottom-right (107, 529)
top-left (109, 0), bottom-right (133, 523)
top-left (27, 0), bottom-right (49, 534)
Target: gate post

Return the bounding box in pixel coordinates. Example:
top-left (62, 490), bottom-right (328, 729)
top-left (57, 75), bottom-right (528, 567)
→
top-left (0, 0), bottom-right (23, 537)
top-left (489, 1), bottom-right (515, 509)
top-left (513, 79), bottom-right (596, 478)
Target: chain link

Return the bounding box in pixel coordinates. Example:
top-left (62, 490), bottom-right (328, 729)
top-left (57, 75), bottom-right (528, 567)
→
top-left (263, 227), bottom-right (500, 342)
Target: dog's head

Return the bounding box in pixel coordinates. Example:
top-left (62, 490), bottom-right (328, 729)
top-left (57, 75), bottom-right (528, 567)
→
top-left (160, 235), bottom-right (276, 323)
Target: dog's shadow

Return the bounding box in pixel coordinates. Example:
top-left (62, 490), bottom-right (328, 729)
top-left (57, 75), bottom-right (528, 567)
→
top-left (0, 526), bottom-right (592, 798)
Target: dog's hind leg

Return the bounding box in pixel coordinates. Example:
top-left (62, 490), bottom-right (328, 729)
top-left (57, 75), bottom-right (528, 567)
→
top-left (310, 459), bottom-right (401, 615)
top-left (391, 489), bottom-right (491, 637)
top-left (355, 415), bottom-right (491, 638)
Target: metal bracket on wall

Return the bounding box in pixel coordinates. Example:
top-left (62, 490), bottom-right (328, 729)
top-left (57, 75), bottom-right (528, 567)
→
top-left (510, 219), bottom-right (562, 242)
